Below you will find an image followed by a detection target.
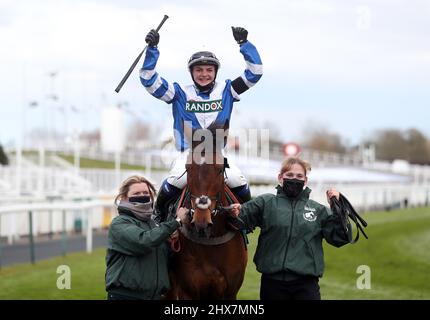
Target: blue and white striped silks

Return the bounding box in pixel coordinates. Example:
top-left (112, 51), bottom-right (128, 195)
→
top-left (139, 41), bottom-right (263, 151)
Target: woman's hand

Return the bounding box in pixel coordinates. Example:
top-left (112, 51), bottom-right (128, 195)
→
top-left (169, 230), bottom-right (179, 242)
top-left (326, 188), bottom-right (340, 203)
top-left (176, 207), bottom-right (189, 223)
top-left (228, 203), bottom-right (242, 218)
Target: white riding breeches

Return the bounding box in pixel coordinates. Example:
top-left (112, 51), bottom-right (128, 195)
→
top-left (166, 151), bottom-right (248, 189)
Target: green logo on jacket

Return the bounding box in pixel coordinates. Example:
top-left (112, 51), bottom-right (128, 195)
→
top-left (185, 100), bottom-right (223, 113)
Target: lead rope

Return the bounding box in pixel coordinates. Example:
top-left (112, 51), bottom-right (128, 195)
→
top-left (169, 188), bottom-right (188, 253)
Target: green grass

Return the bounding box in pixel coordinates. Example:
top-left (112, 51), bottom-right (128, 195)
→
top-left (1, 207), bottom-right (430, 300)
top-left (319, 206), bottom-right (430, 299)
top-left (0, 250), bottom-right (106, 300)
top-left (10, 150), bottom-right (165, 171)
top-left (57, 154), bottom-right (151, 171)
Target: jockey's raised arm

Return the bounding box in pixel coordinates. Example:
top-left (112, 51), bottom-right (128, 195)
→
top-left (139, 46), bottom-right (176, 103)
top-left (230, 41), bottom-right (263, 98)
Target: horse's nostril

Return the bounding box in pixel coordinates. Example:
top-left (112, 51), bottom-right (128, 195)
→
top-left (199, 196), bottom-right (208, 204)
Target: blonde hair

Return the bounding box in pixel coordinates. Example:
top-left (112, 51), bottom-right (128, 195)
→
top-left (114, 175), bottom-right (157, 204)
top-left (279, 157), bottom-right (312, 176)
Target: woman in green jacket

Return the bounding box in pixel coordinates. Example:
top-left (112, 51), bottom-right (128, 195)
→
top-left (229, 157), bottom-right (352, 300)
top-left (105, 175), bottom-right (187, 300)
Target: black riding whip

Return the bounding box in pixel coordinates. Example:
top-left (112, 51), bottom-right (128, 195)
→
top-left (115, 15), bottom-right (169, 93)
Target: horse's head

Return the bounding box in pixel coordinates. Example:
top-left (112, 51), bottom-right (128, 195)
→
top-left (185, 127), bottom-right (226, 237)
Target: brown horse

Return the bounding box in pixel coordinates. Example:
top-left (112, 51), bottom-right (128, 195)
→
top-left (167, 127), bottom-right (248, 299)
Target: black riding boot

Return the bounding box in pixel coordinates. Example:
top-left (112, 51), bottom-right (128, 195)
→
top-left (154, 180), bottom-right (182, 223)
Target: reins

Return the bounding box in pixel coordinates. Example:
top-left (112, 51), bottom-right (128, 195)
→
top-left (329, 193), bottom-right (368, 244)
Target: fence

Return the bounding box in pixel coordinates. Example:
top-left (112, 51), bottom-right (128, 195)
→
top-left (0, 198), bottom-right (115, 267)
top-left (251, 182), bottom-right (430, 212)
top-left (0, 165), bottom-right (92, 197)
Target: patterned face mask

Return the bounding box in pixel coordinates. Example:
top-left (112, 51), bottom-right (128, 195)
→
top-left (118, 196), bottom-right (153, 221)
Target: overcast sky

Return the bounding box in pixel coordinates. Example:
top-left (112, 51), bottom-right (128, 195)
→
top-left (1, 0), bottom-right (429, 148)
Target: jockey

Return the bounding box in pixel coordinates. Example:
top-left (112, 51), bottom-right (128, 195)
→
top-left (139, 26), bottom-right (263, 221)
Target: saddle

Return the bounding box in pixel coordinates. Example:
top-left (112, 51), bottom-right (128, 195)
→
top-left (329, 193), bottom-right (368, 244)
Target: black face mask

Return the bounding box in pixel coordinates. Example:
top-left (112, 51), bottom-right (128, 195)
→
top-left (282, 178), bottom-right (305, 198)
top-left (128, 195), bottom-right (151, 204)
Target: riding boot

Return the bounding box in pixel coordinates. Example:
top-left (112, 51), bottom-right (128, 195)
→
top-left (154, 180), bottom-right (182, 223)
top-left (230, 184), bottom-right (251, 203)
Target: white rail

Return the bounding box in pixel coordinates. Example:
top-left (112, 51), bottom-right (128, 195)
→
top-left (0, 198), bottom-right (115, 250)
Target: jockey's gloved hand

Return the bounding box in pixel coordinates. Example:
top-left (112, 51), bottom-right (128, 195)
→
top-left (145, 29), bottom-right (159, 47)
top-left (231, 26), bottom-right (248, 45)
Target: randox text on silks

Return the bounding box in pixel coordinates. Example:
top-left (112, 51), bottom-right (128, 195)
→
top-left (185, 100), bottom-right (223, 113)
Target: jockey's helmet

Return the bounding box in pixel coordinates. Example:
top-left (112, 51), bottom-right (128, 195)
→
top-left (188, 51), bottom-right (220, 71)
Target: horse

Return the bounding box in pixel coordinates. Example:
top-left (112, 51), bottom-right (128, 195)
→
top-left (166, 127), bottom-right (248, 299)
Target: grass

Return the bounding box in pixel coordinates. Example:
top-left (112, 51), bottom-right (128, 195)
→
top-left (10, 150), bottom-right (164, 171)
top-left (57, 154), bottom-right (150, 171)
top-left (1, 207), bottom-right (430, 300)
top-left (319, 206), bottom-right (430, 299)
top-left (0, 249), bottom-right (106, 300)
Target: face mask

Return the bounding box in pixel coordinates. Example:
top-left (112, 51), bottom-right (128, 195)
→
top-left (282, 178), bottom-right (305, 198)
top-left (128, 195), bottom-right (151, 204)
top-left (119, 195), bottom-right (153, 221)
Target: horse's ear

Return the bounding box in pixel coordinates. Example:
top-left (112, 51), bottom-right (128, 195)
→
top-left (224, 157), bottom-right (230, 168)
top-left (191, 128), bottom-right (206, 150)
top-left (216, 128), bottom-right (228, 151)
top-left (206, 123), bottom-right (228, 151)
top-left (208, 121), bottom-right (229, 134)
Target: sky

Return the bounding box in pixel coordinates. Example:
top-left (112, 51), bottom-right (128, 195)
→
top-left (0, 0), bottom-right (429, 149)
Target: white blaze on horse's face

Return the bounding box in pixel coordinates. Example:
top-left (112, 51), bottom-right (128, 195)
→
top-left (196, 195), bottom-right (211, 210)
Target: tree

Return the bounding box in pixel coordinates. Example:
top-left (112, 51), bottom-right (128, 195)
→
top-left (405, 129), bottom-right (430, 165)
top-left (368, 129), bottom-right (408, 162)
top-left (0, 144), bottom-right (9, 165)
top-left (127, 120), bottom-right (151, 143)
top-left (300, 122), bottom-right (348, 154)
top-left (365, 128), bottom-right (430, 164)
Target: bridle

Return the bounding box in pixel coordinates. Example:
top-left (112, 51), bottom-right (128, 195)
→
top-left (173, 150), bottom-right (241, 246)
top-left (185, 156), bottom-right (232, 220)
